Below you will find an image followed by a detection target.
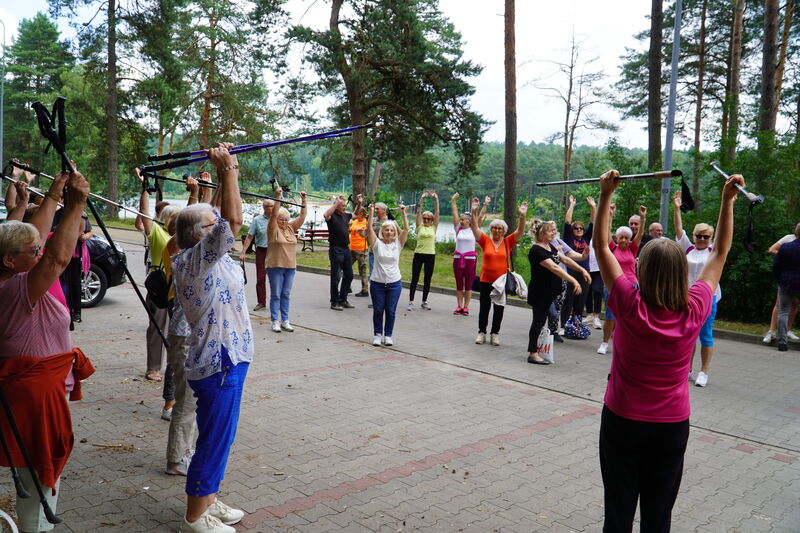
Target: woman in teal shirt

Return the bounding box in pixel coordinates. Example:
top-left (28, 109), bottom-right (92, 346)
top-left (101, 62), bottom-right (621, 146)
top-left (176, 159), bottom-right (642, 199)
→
top-left (408, 190), bottom-right (439, 310)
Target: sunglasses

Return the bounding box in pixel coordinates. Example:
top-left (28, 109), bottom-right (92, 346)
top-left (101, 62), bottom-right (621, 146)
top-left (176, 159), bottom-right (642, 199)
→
top-left (201, 222), bottom-right (217, 229)
top-left (573, 226), bottom-right (584, 231)
top-left (15, 245), bottom-right (42, 257)
top-left (694, 234), bottom-right (711, 240)
top-left (423, 217), bottom-right (434, 221)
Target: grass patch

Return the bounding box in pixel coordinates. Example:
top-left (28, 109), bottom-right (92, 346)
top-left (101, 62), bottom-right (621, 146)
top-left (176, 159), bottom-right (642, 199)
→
top-left (714, 319), bottom-right (769, 336)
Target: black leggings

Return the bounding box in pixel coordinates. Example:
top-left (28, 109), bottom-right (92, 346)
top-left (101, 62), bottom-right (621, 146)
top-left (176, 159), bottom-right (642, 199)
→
top-left (600, 406), bottom-right (689, 533)
top-left (410, 252), bottom-right (435, 302)
top-left (528, 296), bottom-right (555, 353)
top-left (562, 268), bottom-right (589, 323)
top-left (478, 281), bottom-right (504, 334)
top-left (587, 271), bottom-right (604, 314)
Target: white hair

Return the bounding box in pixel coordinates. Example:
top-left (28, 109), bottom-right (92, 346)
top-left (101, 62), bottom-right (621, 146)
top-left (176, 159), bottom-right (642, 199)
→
top-left (615, 226), bottom-right (633, 239)
top-left (176, 203), bottom-right (215, 249)
top-left (374, 202), bottom-right (387, 211)
top-left (277, 207), bottom-right (290, 220)
top-left (0, 221), bottom-right (39, 259)
top-left (489, 219), bottom-right (508, 233)
top-left (380, 219), bottom-right (400, 241)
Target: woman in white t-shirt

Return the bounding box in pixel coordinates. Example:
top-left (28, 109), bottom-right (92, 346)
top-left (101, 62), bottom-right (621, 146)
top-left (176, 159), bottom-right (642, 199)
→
top-left (450, 193), bottom-right (489, 316)
top-left (763, 231), bottom-right (799, 343)
top-left (367, 203), bottom-right (409, 346)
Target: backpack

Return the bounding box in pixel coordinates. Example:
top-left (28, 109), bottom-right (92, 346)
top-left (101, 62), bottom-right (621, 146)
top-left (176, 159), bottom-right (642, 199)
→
top-left (564, 315), bottom-right (591, 340)
top-left (144, 267), bottom-right (171, 309)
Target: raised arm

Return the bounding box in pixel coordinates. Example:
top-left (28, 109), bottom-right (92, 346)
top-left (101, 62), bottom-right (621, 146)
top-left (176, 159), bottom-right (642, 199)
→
top-left (416, 191), bottom-right (427, 227)
top-left (697, 175), bottom-right (742, 294)
top-left (367, 204), bottom-right (378, 246)
top-left (323, 196), bottom-right (343, 221)
top-left (208, 143), bottom-right (242, 236)
top-left (398, 205), bottom-right (410, 247)
top-left (565, 194), bottom-right (576, 224)
top-left (469, 197), bottom-right (483, 241)
top-left (432, 191), bottom-right (440, 228)
top-left (135, 167), bottom-right (154, 235)
top-left (29, 167), bottom-right (70, 241)
top-left (27, 171), bottom-right (89, 305)
top-left (6, 181), bottom-right (29, 222)
top-left (291, 192), bottom-right (308, 231)
top-left (593, 170), bottom-right (624, 288)
top-left (451, 192), bottom-right (460, 230)
top-left (477, 196), bottom-right (490, 226)
top-left (672, 190), bottom-right (684, 240)
top-left (513, 202), bottom-right (528, 241)
top-left (186, 176), bottom-right (200, 206)
top-left (269, 188), bottom-right (282, 230)
top-left (198, 171), bottom-right (214, 203)
top-left (632, 205), bottom-right (646, 247)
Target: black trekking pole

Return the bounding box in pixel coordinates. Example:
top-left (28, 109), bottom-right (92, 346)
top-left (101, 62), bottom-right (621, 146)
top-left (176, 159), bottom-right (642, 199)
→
top-left (32, 98), bottom-right (169, 349)
top-left (0, 384), bottom-right (61, 524)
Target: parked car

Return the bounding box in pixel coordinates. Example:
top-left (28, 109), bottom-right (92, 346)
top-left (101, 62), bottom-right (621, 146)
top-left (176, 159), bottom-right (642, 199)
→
top-left (81, 235), bottom-right (127, 307)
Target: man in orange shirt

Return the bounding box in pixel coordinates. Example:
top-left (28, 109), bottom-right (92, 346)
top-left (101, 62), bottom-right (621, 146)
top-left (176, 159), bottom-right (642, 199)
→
top-left (350, 206), bottom-right (369, 297)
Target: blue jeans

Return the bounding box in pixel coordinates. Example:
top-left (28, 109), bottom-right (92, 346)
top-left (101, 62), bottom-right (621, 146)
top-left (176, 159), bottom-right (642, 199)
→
top-left (371, 280), bottom-right (402, 336)
top-left (329, 245), bottom-right (353, 304)
top-left (267, 267), bottom-right (296, 321)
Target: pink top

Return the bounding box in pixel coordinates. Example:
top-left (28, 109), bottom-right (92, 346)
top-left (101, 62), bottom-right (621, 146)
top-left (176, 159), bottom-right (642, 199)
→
top-left (604, 276), bottom-right (713, 423)
top-left (0, 272), bottom-right (74, 390)
top-left (609, 241), bottom-right (638, 284)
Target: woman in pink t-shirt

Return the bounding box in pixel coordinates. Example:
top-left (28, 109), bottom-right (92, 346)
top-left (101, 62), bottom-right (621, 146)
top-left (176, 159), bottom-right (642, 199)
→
top-left (593, 169), bottom-right (742, 532)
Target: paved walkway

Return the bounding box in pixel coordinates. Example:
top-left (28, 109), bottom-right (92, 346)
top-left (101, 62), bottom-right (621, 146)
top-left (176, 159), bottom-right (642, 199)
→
top-left (2, 232), bottom-right (799, 532)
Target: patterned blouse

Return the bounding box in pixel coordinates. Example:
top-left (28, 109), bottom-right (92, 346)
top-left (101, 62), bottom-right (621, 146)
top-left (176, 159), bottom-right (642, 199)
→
top-left (172, 212), bottom-right (253, 381)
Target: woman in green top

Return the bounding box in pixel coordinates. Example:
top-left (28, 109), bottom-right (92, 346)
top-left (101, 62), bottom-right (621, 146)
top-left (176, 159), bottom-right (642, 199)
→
top-left (408, 190), bottom-right (439, 311)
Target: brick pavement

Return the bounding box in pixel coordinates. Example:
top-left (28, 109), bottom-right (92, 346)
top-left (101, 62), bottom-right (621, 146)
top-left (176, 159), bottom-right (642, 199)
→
top-left (1, 234), bottom-right (798, 532)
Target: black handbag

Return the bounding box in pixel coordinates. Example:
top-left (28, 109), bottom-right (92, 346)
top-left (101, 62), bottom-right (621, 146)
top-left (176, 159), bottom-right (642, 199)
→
top-left (504, 239), bottom-right (517, 296)
top-left (144, 267), bottom-right (170, 309)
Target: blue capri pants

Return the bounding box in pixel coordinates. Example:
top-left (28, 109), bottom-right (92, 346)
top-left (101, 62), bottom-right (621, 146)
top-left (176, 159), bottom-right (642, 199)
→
top-left (186, 346), bottom-right (249, 497)
top-left (698, 297), bottom-right (718, 347)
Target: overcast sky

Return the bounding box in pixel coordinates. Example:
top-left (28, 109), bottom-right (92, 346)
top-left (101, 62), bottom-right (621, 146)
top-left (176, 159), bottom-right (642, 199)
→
top-left (1, 1), bottom-right (657, 149)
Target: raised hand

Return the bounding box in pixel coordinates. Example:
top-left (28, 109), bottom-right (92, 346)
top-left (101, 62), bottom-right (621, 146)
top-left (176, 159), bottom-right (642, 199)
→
top-left (598, 169), bottom-right (621, 195)
top-left (14, 180), bottom-right (30, 206)
top-left (484, 196), bottom-right (491, 205)
top-left (638, 205), bottom-right (647, 218)
top-left (518, 201), bottom-right (529, 216)
top-left (64, 171), bottom-right (90, 206)
top-left (472, 197), bottom-right (480, 212)
top-left (586, 196), bottom-right (596, 208)
top-left (569, 194), bottom-right (576, 206)
top-left (723, 174), bottom-right (745, 202)
top-left (451, 192), bottom-right (459, 201)
top-left (673, 190), bottom-right (682, 208)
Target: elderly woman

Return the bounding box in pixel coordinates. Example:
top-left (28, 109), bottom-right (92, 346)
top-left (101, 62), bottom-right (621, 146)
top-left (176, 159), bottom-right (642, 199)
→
top-left (408, 190), bottom-right (439, 311)
top-left (266, 188), bottom-right (307, 333)
top-left (562, 195), bottom-right (596, 327)
top-left (0, 169), bottom-right (94, 533)
top-left (527, 220), bottom-right (591, 364)
top-left (367, 203), bottom-right (409, 346)
top-left (470, 197), bottom-right (528, 346)
top-left (172, 144), bottom-right (251, 533)
top-left (673, 191), bottom-right (722, 386)
top-left (450, 193), bottom-right (488, 315)
top-left (597, 205), bottom-right (646, 355)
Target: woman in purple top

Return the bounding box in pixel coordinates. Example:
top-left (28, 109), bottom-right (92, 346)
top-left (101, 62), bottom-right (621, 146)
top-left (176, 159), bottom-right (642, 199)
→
top-left (594, 169), bottom-right (741, 532)
top-left (561, 195), bottom-right (596, 327)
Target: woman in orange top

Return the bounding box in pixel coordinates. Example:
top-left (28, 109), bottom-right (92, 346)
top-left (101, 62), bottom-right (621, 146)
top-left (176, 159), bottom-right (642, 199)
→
top-left (469, 197), bottom-right (528, 346)
top-left (349, 206), bottom-right (369, 297)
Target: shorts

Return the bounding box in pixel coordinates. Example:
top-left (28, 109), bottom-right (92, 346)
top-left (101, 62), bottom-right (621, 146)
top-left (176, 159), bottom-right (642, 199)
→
top-left (698, 297), bottom-right (718, 347)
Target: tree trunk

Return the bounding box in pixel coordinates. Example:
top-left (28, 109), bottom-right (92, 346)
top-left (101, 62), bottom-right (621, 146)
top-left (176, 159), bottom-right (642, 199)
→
top-left (647, 0), bottom-right (663, 170)
top-left (106, 0), bottom-right (119, 217)
top-left (691, 0), bottom-right (708, 206)
top-left (724, 0), bottom-right (746, 164)
top-left (504, 0), bottom-right (517, 235)
top-left (369, 149), bottom-right (383, 197)
top-left (772, 0), bottom-right (794, 128)
top-left (350, 116), bottom-right (367, 198)
top-left (199, 7), bottom-right (218, 149)
top-left (758, 0), bottom-right (780, 153)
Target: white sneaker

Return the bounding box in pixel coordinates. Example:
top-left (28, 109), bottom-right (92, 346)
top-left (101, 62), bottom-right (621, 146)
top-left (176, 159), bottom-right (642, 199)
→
top-left (788, 331), bottom-right (800, 341)
top-left (161, 407), bottom-right (173, 421)
top-left (557, 327), bottom-right (565, 336)
top-left (383, 336), bottom-right (393, 346)
top-left (596, 342), bottom-right (608, 355)
top-left (407, 302), bottom-right (416, 311)
top-left (695, 371), bottom-right (709, 387)
top-left (420, 301), bottom-right (431, 310)
top-left (593, 316), bottom-right (602, 329)
top-left (271, 321), bottom-right (281, 333)
top-left (489, 334), bottom-right (500, 346)
top-left (180, 513), bottom-right (235, 533)
top-left (475, 333), bottom-right (486, 345)
top-left (207, 499), bottom-right (245, 525)
top-left (373, 335), bottom-right (382, 346)
top-left (280, 320), bottom-right (294, 332)
top-left (763, 330), bottom-right (775, 343)
top-left (688, 371), bottom-right (695, 382)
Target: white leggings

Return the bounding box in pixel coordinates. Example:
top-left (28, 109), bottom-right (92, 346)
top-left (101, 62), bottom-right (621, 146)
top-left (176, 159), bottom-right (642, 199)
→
top-left (13, 468), bottom-right (59, 532)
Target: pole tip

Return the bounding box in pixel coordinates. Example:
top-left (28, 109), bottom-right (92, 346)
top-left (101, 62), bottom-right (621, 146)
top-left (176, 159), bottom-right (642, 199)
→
top-left (670, 169), bottom-right (683, 177)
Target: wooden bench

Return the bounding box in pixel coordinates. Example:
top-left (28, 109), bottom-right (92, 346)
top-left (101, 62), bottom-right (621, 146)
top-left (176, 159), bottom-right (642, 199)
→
top-left (299, 228), bottom-right (330, 252)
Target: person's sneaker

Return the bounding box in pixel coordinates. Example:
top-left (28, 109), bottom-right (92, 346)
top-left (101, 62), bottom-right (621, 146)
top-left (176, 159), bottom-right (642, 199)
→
top-left (593, 316), bottom-right (602, 329)
top-left (407, 302), bottom-right (416, 311)
top-left (355, 291), bottom-right (369, 297)
top-left (253, 303), bottom-right (266, 311)
top-left (763, 329), bottom-right (775, 343)
top-left (778, 341), bottom-right (788, 352)
top-left (695, 371), bottom-right (709, 387)
top-left (597, 342), bottom-right (608, 355)
top-left (161, 407), bottom-right (173, 421)
top-left (453, 307), bottom-right (463, 315)
top-left (165, 461), bottom-right (187, 476)
top-left (420, 301), bottom-right (431, 310)
top-left (373, 335), bottom-right (382, 346)
top-left (557, 327), bottom-right (565, 336)
top-left (271, 321), bottom-right (281, 333)
top-left (383, 336), bottom-right (394, 346)
top-left (368, 303), bottom-right (373, 308)
top-left (207, 499), bottom-right (245, 525)
top-left (462, 307), bottom-right (470, 316)
top-left (280, 320), bottom-right (294, 332)
top-left (330, 303), bottom-right (343, 311)
top-left (788, 331), bottom-right (800, 341)
top-left (489, 334), bottom-right (500, 346)
top-left (180, 513), bottom-right (235, 533)
top-left (688, 371), bottom-right (695, 382)
top-left (341, 301), bottom-right (355, 309)
top-left (475, 333), bottom-right (486, 345)
top-left (553, 333), bottom-right (565, 343)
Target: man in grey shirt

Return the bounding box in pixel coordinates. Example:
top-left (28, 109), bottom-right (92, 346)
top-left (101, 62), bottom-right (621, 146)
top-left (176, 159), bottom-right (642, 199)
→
top-left (240, 199), bottom-right (274, 310)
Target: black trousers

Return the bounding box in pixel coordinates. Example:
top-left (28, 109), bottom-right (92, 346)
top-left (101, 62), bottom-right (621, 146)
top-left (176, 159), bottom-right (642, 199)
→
top-left (409, 252), bottom-right (435, 302)
top-left (599, 405), bottom-right (689, 533)
top-left (586, 271), bottom-right (604, 314)
top-left (329, 245), bottom-right (353, 305)
top-left (477, 281), bottom-right (504, 334)
top-left (562, 267), bottom-right (589, 323)
top-left (527, 296), bottom-right (555, 353)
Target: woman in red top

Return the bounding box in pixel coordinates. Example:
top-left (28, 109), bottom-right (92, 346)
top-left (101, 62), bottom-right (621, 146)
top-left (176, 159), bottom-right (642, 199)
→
top-left (594, 169), bottom-right (740, 532)
top-left (469, 197), bottom-right (527, 346)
